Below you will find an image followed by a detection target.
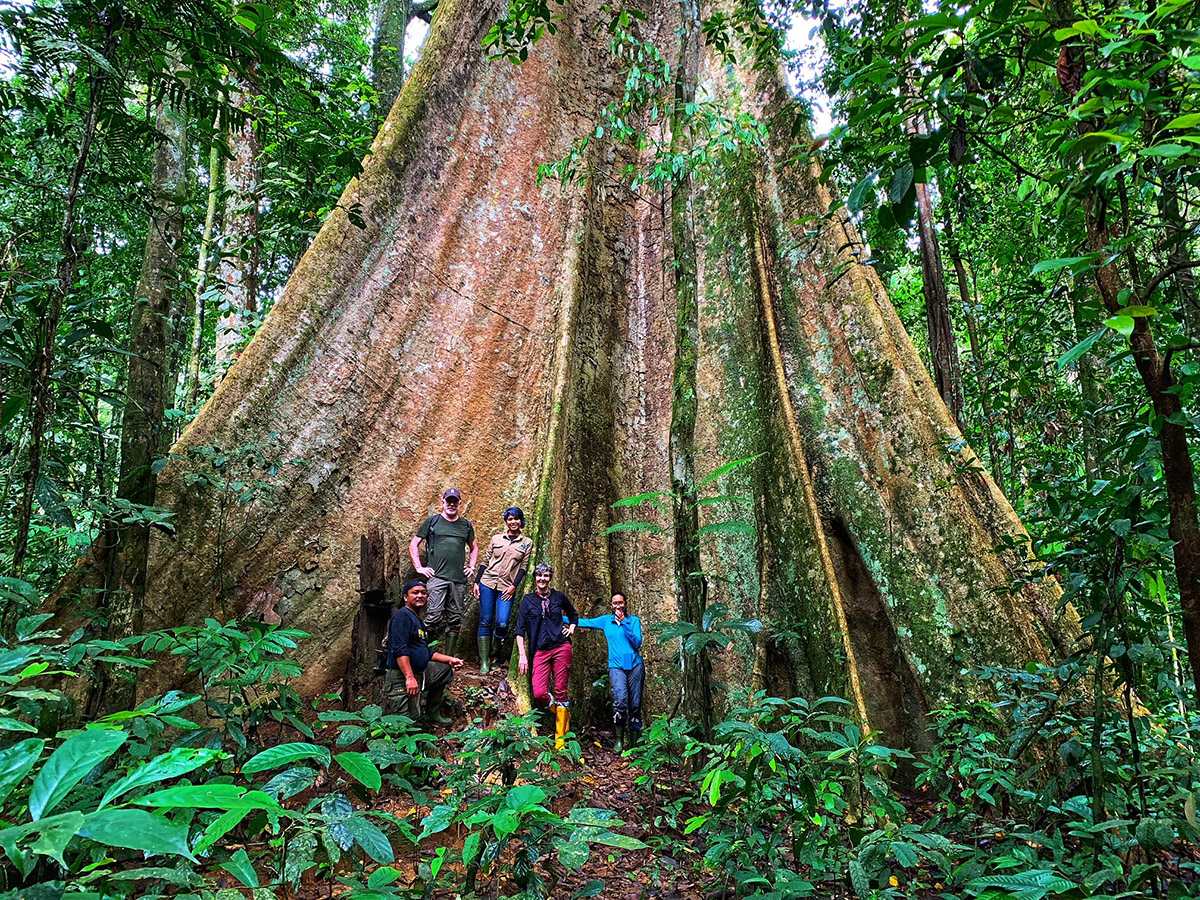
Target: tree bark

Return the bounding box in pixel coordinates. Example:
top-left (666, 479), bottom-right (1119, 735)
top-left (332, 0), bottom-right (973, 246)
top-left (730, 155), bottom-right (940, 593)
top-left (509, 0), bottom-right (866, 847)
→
top-left (913, 176), bottom-right (966, 432)
top-left (372, 0), bottom-right (437, 113)
top-left (940, 196), bottom-right (1001, 482)
top-left (54, 0), bottom-right (1076, 741)
top-left (88, 94), bottom-right (187, 712)
top-left (214, 75), bottom-right (260, 378)
top-left (185, 129), bottom-right (223, 409)
top-left (666, 0), bottom-right (710, 733)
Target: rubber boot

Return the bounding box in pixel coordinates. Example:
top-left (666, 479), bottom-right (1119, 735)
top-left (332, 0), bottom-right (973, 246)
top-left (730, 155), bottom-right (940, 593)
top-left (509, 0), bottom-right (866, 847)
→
top-left (554, 703), bottom-right (570, 751)
top-left (613, 723), bottom-right (625, 753)
top-left (477, 636), bottom-right (491, 674)
top-left (496, 636), bottom-right (513, 668)
top-left (424, 684), bottom-right (453, 725)
top-left (444, 631), bottom-right (459, 660)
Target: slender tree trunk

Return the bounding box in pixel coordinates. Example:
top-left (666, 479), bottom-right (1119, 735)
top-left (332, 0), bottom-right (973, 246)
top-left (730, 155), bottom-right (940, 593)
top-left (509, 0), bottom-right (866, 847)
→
top-left (185, 128), bottom-right (223, 409)
top-left (913, 178), bottom-right (966, 431)
top-left (941, 198), bottom-right (1002, 480)
top-left (214, 75), bottom-right (260, 378)
top-left (92, 95), bottom-right (187, 711)
top-left (372, 0), bottom-right (438, 113)
top-left (1051, 4), bottom-right (1200, 697)
top-left (1084, 192), bottom-right (1200, 699)
top-left (12, 34), bottom-right (112, 576)
top-left (373, 0), bottom-right (411, 112)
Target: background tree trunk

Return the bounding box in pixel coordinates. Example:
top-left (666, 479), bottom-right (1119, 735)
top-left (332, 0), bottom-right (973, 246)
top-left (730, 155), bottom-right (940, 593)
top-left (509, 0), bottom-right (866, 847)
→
top-left (214, 75), bottom-right (260, 378)
top-left (372, 0), bottom-right (437, 112)
top-left (54, 0), bottom-right (1076, 743)
top-left (184, 125), bottom-right (223, 410)
top-left (91, 95), bottom-right (187, 712)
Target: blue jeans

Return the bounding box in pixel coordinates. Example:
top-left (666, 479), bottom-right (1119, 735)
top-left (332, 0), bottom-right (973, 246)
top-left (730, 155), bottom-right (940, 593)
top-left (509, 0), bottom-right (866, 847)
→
top-left (477, 584), bottom-right (515, 638)
top-left (610, 661), bottom-right (644, 731)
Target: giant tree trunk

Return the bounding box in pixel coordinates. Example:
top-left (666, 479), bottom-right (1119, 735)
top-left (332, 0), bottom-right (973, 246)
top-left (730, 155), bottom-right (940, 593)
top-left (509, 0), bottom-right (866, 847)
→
top-left (55, 0), bottom-right (1075, 744)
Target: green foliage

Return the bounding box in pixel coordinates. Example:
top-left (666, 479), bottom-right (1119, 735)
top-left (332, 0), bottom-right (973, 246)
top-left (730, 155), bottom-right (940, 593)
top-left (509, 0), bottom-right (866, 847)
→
top-left (420, 713), bottom-right (646, 898)
top-left (130, 619), bottom-right (310, 757)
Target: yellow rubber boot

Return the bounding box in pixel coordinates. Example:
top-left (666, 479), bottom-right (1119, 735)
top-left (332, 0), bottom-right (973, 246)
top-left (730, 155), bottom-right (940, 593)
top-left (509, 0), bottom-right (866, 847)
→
top-left (554, 703), bottom-right (570, 751)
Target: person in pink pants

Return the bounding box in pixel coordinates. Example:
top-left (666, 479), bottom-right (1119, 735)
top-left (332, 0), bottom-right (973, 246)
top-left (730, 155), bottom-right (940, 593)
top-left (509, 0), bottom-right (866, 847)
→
top-left (515, 562), bottom-right (578, 748)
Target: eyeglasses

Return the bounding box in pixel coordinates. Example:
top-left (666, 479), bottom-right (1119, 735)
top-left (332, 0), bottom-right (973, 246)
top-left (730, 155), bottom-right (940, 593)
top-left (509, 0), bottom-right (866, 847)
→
top-left (444, 498), bottom-right (460, 504)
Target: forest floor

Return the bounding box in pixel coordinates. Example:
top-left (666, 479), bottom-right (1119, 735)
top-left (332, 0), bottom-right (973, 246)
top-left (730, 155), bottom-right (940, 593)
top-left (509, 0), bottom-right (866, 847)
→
top-left (293, 660), bottom-right (719, 900)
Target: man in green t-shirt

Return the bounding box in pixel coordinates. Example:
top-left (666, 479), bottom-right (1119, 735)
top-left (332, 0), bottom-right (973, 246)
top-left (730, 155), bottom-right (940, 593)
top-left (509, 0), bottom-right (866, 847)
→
top-left (409, 488), bottom-right (478, 658)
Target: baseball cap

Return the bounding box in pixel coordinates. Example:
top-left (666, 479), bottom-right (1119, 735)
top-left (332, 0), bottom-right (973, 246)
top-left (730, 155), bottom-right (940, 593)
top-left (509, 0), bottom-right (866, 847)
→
top-left (443, 488), bottom-right (462, 500)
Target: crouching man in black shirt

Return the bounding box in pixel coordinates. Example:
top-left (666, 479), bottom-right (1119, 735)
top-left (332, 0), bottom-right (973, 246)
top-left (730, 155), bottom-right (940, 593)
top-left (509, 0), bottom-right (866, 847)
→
top-left (385, 579), bottom-right (464, 724)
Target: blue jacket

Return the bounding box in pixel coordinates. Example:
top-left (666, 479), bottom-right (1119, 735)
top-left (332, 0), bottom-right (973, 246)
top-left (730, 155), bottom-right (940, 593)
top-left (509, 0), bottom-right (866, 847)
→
top-left (577, 614), bottom-right (643, 669)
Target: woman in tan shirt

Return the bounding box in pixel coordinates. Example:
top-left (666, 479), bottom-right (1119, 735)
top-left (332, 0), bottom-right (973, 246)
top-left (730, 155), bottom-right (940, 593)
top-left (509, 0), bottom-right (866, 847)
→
top-left (472, 506), bottom-right (534, 673)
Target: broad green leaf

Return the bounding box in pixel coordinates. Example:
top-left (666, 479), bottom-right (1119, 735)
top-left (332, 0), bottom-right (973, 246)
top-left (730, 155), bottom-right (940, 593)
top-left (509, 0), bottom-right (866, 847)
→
top-left (29, 729), bottom-right (127, 820)
top-left (135, 783), bottom-right (281, 810)
top-left (194, 807), bottom-right (251, 854)
top-left (557, 833), bottom-right (590, 869)
top-left (221, 848), bottom-right (260, 887)
top-left (15, 614), bottom-right (54, 640)
top-left (343, 815), bottom-right (393, 863)
top-left (0, 718), bottom-right (37, 734)
top-left (1115, 305), bottom-right (1158, 317)
top-left (261, 766), bottom-right (318, 800)
top-left (461, 831), bottom-right (482, 866)
top-left (1105, 315), bottom-right (1136, 337)
top-left (99, 747), bottom-right (222, 808)
top-left (492, 807), bottom-right (520, 838)
top-left (1142, 143), bottom-right (1190, 158)
top-left (419, 803), bottom-right (455, 840)
top-left (0, 739), bottom-right (44, 806)
top-left (369, 866), bottom-right (404, 888)
top-left (506, 783), bottom-right (548, 811)
top-left (1057, 327), bottom-right (1107, 371)
top-left (26, 812), bottom-right (85, 865)
top-left (1164, 113), bottom-right (1200, 130)
top-left (567, 807), bottom-right (619, 826)
top-left (241, 742), bottom-right (330, 774)
top-left (847, 171), bottom-right (876, 214)
top-left (1031, 256), bottom-right (1094, 276)
top-left (584, 828), bottom-right (647, 850)
top-left (334, 752), bottom-right (381, 791)
top-left (0, 812), bottom-right (85, 866)
top-left (889, 163), bottom-right (914, 204)
top-left (78, 808), bottom-right (194, 859)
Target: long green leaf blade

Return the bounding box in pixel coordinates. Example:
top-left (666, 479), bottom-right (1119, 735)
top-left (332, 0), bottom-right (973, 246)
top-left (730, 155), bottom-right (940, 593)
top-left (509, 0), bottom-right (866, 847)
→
top-left (29, 730), bottom-right (127, 821)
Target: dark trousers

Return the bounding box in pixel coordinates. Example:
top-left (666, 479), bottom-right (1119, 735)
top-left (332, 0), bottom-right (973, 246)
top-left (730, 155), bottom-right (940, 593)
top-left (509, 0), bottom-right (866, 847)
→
top-left (610, 661), bottom-right (644, 731)
top-left (383, 660), bottom-right (453, 720)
